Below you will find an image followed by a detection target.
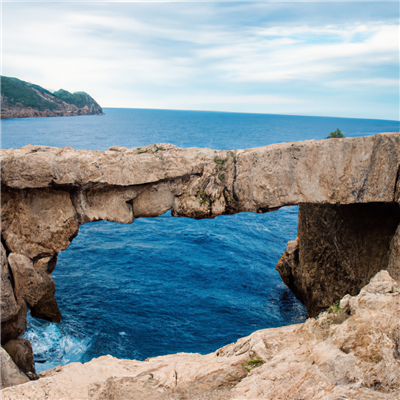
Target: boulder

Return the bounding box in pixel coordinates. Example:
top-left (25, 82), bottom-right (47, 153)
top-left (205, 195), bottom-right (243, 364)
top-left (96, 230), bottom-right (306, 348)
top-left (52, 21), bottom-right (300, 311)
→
top-left (2, 338), bottom-right (37, 380)
top-left (1, 243), bottom-right (19, 324)
top-left (1, 301), bottom-right (27, 345)
top-left (0, 347), bottom-right (29, 389)
top-left (8, 254), bottom-right (61, 323)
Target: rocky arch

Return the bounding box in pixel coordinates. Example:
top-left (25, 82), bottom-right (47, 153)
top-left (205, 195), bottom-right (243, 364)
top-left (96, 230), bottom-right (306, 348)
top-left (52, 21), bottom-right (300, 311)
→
top-left (1, 132), bottom-right (399, 383)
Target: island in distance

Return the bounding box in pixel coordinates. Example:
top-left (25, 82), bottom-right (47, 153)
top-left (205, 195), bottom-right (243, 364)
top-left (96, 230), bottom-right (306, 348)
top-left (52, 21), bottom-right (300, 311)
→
top-left (1, 76), bottom-right (103, 119)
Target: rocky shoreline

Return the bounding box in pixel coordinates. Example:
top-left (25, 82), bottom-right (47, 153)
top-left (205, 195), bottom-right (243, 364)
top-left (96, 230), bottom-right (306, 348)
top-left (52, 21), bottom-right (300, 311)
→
top-left (1, 132), bottom-right (399, 398)
top-left (1, 103), bottom-right (103, 119)
top-left (2, 270), bottom-right (399, 399)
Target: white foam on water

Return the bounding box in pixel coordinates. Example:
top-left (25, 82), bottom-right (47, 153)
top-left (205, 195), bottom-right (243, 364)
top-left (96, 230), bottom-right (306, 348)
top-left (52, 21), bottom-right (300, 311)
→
top-left (22, 314), bottom-right (92, 374)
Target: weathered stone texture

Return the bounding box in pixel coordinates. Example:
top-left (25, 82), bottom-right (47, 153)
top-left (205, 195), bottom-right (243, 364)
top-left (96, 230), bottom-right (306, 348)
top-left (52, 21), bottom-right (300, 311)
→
top-left (1, 243), bottom-right (19, 324)
top-left (1, 133), bottom-right (399, 213)
top-left (277, 202), bottom-right (400, 317)
top-left (2, 338), bottom-right (37, 380)
top-left (0, 348), bottom-right (29, 389)
top-left (2, 271), bottom-right (399, 399)
top-left (1, 188), bottom-right (79, 259)
top-left (388, 224), bottom-right (400, 283)
top-left (0, 132), bottom-right (399, 394)
top-left (1, 301), bottom-right (27, 345)
top-left (8, 254), bottom-right (61, 323)
top-left (235, 132), bottom-right (400, 211)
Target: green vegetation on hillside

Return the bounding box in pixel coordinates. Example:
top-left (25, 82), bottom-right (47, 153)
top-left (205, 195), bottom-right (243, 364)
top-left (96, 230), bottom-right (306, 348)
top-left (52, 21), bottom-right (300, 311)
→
top-left (1, 76), bottom-right (102, 114)
top-left (53, 89), bottom-right (98, 109)
top-left (1, 76), bottom-right (57, 111)
top-left (328, 128), bottom-right (345, 138)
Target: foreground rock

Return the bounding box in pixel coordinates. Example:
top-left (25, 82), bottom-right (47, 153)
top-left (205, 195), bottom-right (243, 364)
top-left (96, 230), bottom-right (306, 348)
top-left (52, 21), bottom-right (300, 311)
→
top-left (2, 338), bottom-right (37, 380)
top-left (2, 271), bottom-right (399, 399)
top-left (0, 348), bottom-right (30, 389)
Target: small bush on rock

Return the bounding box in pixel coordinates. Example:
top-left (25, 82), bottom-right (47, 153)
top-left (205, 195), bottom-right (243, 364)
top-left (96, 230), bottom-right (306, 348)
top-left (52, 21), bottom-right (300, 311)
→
top-left (241, 359), bottom-right (265, 372)
top-left (327, 300), bottom-right (341, 313)
top-left (328, 128), bottom-right (345, 138)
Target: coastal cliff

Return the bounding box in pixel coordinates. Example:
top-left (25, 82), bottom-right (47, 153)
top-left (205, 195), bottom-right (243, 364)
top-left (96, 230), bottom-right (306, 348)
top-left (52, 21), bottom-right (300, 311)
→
top-left (1, 76), bottom-right (103, 119)
top-left (276, 203), bottom-right (400, 317)
top-left (2, 271), bottom-right (400, 399)
top-left (1, 132), bottom-right (399, 397)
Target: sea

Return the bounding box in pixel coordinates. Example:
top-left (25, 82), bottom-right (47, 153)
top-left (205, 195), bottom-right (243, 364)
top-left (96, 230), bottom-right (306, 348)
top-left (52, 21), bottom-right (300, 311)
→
top-left (2, 108), bottom-right (399, 373)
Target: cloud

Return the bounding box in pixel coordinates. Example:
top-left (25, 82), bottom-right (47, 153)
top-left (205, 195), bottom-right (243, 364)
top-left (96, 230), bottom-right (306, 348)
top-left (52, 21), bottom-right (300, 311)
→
top-left (2, 2), bottom-right (399, 120)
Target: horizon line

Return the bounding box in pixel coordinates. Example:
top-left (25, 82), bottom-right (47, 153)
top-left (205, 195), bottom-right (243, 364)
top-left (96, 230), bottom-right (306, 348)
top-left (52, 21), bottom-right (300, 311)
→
top-left (101, 106), bottom-right (400, 123)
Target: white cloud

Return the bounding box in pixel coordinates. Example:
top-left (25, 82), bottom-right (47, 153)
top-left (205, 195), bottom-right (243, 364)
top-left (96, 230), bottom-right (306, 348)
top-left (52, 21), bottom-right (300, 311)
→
top-left (1, 2), bottom-right (399, 119)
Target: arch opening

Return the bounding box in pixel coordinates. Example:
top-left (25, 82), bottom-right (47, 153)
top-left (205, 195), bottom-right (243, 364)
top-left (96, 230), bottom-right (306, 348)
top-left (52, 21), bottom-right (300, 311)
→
top-left (22, 207), bottom-right (307, 373)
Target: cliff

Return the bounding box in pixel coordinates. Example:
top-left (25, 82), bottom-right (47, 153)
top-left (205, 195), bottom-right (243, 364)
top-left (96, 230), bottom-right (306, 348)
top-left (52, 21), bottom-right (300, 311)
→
top-left (276, 203), bottom-right (400, 317)
top-left (0, 76), bottom-right (103, 119)
top-left (2, 271), bottom-right (400, 399)
top-left (1, 132), bottom-right (399, 397)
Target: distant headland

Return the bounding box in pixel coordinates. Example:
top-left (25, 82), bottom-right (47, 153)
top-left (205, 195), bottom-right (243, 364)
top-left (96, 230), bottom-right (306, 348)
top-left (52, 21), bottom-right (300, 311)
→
top-left (0, 76), bottom-right (103, 119)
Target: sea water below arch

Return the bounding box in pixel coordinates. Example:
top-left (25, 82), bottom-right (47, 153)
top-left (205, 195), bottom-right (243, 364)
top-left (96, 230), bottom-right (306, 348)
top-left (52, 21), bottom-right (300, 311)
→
top-left (2, 109), bottom-right (399, 373)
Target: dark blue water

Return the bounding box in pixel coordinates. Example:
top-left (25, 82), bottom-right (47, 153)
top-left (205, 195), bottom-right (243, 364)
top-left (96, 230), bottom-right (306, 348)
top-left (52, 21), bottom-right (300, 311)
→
top-left (2, 109), bottom-right (399, 373)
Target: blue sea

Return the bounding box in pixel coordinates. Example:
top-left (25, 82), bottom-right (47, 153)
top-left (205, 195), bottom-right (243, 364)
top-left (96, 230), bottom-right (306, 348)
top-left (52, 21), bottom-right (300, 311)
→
top-left (2, 109), bottom-right (399, 373)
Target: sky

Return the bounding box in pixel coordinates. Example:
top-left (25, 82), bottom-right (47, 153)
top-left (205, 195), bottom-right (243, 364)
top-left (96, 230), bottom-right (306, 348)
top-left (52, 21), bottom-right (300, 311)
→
top-left (2, 1), bottom-right (399, 120)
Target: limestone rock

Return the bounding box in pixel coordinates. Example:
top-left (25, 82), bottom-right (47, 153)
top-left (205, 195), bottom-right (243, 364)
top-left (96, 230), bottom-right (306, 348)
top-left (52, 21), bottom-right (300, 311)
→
top-left (274, 238), bottom-right (298, 289)
top-left (8, 254), bottom-right (61, 323)
top-left (1, 133), bottom-right (399, 212)
top-left (1, 301), bottom-right (27, 345)
top-left (0, 347), bottom-right (29, 389)
top-left (0, 133), bottom-right (399, 395)
top-left (1, 243), bottom-right (19, 323)
top-left (388, 224), bottom-right (400, 283)
top-left (276, 202), bottom-right (400, 317)
top-left (2, 338), bottom-right (37, 380)
top-left (1, 188), bottom-right (79, 259)
top-left (2, 271), bottom-right (399, 399)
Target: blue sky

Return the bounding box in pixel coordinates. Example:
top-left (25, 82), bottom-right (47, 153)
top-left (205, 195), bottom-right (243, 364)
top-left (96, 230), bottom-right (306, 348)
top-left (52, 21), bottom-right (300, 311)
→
top-left (2, 1), bottom-right (399, 120)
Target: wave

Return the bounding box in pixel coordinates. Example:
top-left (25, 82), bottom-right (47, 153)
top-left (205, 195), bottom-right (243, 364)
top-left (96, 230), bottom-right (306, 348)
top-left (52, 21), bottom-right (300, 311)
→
top-left (22, 314), bottom-right (92, 374)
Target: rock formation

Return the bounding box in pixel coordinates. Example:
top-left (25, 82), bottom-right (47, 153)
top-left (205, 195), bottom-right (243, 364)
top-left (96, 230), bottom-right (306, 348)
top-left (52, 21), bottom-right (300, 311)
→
top-left (276, 202), bottom-right (400, 317)
top-left (0, 132), bottom-right (399, 394)
top-left (2, 270), bottom-right (399, 399)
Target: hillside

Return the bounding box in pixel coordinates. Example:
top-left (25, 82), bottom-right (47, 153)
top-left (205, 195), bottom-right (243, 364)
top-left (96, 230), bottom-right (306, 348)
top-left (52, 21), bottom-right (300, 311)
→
top-left (1, 76), bottom-right (103, 119)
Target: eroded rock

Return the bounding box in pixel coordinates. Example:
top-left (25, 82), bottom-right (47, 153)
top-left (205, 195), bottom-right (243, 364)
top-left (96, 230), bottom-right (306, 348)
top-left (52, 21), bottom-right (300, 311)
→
top-left (2, 338), bottom-right (37, 380)
top-left (388, 224), bottom-right (400, 283)
top-left (1, 301), bottom-right (27, 345)
top-left (2, 271), bottom-right (399, 399)
top-left (8, 254), bottom-right (61, 323)
top-left (1, 188), bottom-right (79, 259)
top-left (1, 243), bottom-right (19, 324)
top-left (0, 347), bottom-right (29, 389)
top-left (0, 133), bottom-right (399, 393)
top-left (276, 202), bottom-right (400, 317)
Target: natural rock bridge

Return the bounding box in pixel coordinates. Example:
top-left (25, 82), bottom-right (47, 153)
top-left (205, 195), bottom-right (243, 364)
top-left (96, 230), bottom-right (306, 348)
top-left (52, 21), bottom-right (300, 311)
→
top-left (1, 132), bottom-right (400, 392)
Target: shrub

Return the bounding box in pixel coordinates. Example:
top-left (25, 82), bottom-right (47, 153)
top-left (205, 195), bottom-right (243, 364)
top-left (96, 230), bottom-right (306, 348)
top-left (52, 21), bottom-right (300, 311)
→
top-left (328, 128), bottom-right (345, 138)
top-left (241, 359), bottom-right (265, 372)
top-left (327, 300), bottom-right (341, 313)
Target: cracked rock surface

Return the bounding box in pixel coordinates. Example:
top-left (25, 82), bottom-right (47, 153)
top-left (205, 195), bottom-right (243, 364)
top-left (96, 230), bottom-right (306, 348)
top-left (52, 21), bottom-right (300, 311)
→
top-left (2, 271), bottom-right (399, 399)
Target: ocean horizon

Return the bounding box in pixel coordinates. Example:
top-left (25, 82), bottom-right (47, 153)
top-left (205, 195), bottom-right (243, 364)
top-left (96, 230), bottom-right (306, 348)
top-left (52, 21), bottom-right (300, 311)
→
top-left (102, 107), bottom-right (400, 122)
